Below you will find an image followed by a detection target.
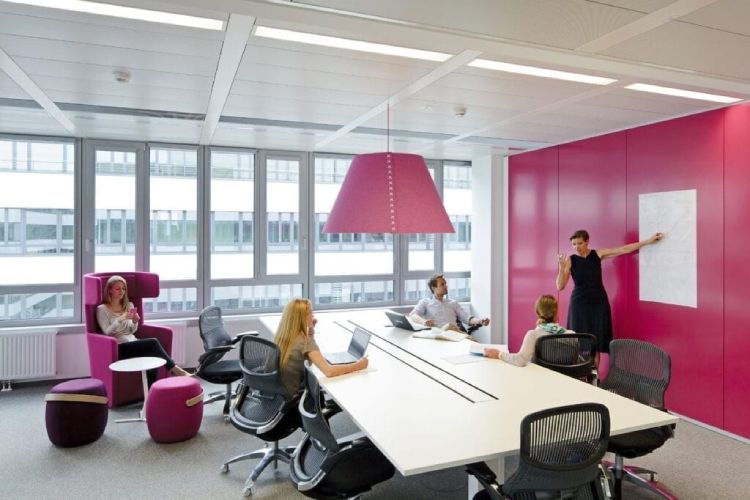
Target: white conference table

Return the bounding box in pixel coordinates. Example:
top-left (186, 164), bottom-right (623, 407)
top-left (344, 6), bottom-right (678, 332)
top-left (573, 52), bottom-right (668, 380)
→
top-left (261, 309), bottom-right (678, 496)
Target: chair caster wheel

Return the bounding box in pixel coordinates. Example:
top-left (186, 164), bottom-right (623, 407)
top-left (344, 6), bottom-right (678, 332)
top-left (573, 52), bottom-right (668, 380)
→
top-left (220, 464), bottom-right (229, 473)
top-left (243, 485), bottom-right (253, 497)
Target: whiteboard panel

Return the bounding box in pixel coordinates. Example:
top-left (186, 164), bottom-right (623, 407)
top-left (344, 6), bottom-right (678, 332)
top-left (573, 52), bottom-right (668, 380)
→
top-left (639, 189), bottom-right (697, 308)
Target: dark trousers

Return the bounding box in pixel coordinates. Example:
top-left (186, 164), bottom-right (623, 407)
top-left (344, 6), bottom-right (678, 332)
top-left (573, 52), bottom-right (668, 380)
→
top-left (118, 338), bottom-right (175, 386)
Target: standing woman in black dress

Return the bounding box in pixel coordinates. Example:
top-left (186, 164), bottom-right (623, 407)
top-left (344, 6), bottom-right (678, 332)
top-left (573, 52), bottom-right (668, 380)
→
top-left (556, 229), bottom-right (664, 368)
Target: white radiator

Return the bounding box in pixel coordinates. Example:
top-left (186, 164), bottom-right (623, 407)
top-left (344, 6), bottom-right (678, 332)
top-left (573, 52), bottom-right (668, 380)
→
top-left (169, 324), bottom-right (187, 366)
top-left (0, 330), bottom-right (57, 380)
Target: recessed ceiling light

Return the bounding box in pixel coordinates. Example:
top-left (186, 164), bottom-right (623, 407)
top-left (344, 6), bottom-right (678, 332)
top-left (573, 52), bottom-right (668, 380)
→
top-left (625, 83), bottom-right (742, 103)
top-left (468, 58), bottom-right (616, 85)
top-left (253, 26), bottom-right (451, 62)
top-left (1, 0), bottom-right (224, 30)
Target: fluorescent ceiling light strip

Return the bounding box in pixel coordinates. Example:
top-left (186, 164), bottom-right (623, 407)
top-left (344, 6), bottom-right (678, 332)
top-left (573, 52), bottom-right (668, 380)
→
top-left (469, 58), bottom-right (615, 85)
top-left (625, 83), bottom-right (742, 103)
top-left (254, 26), bottom-right (450, 62)
top-left (1, 0), bottom-right (224, 30)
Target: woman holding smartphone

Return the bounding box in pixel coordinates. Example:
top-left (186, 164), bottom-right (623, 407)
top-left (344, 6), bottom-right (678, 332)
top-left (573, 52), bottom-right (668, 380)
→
top-left (96, 275), bottom-right (190, 383)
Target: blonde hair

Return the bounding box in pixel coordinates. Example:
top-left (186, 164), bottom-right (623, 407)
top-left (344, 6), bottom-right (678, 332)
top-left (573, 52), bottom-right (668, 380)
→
top-left (104, 275), bottom-right (130, 310)
top-left (274, 298), bottom-right (312, 369)
top-left (535, 294), bottom-right (558, 323)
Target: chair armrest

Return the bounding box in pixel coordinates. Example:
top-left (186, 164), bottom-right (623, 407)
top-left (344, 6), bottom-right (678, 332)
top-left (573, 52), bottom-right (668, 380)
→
top-left (231, 330), bottom-right (259, 345)
top-left (87, 332), bottom-right (119, 363)
top-left (136, 323), bottom-right (173, 354)
top-left (206, 345), bottom-right (233, 355)
top-left (465, 462), bottom-right (503, 499)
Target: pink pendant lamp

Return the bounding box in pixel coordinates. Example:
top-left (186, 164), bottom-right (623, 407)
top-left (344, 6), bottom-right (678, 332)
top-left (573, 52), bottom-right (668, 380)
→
top-left (323, 152), bottom-right (455, 233)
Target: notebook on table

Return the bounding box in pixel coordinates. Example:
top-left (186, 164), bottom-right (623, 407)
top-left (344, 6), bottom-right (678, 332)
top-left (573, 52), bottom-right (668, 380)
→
top-left (385, 311), bottom-right (430, 331)
top-left (323, 327), bottom-right (371, 365)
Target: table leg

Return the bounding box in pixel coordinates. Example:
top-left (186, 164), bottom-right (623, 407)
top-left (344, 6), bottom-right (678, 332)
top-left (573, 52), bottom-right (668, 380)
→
top-left (115, 369), bottom-right (149, 423)
top-left (467, 455), bottom-right (505, 499)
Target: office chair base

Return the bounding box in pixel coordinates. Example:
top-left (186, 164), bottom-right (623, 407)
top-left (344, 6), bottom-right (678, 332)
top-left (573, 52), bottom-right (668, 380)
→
top-left (223, 441), bottom-right (293, 496)
top-left (605, 460), bottom-right (677, 500)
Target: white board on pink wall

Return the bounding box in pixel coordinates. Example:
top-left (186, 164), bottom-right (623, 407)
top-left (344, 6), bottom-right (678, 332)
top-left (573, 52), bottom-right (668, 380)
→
top-left (639, 189), bottom-right (697, 308)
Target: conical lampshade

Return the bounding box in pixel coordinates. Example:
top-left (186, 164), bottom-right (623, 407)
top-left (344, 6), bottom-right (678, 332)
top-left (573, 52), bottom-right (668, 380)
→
top-left (323, 152), bottom-right (455, 234)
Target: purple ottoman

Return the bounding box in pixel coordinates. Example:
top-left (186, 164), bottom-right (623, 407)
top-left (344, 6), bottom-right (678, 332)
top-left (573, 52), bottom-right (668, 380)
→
top-left (45, 378), bottom-right (108, 447)
top-left (145, 376), bottom-right (203, 443)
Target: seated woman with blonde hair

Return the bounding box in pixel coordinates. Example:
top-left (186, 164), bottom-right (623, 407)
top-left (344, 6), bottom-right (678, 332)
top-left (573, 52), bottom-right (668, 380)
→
top-left (484, 294), bottom-right (573, 367)
top-left (96, 275), bottom-right (190, 382)
top-left (275, 298), bottom-right (368, 399)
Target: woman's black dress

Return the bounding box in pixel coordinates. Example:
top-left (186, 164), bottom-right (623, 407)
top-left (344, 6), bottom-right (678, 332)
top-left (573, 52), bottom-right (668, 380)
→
top-left (567, 250), bottom-right (612, 353)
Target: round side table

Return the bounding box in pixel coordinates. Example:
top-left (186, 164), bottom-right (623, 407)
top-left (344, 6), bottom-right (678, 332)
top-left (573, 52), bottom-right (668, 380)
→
top-left (109, 356), bottom-right (166, 423)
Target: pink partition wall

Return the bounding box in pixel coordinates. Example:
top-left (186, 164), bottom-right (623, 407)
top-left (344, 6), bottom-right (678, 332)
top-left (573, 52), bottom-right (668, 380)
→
top-left (507, 147), bottom-right (558, 351)
top-left (508, 105), bottom-right (750, 437)
top-left (723, 105), bottom-right (750, 437)
top-left (558, 132), bottom-right (627, 334)
top-left (625, 110), bottom-right (724, 426)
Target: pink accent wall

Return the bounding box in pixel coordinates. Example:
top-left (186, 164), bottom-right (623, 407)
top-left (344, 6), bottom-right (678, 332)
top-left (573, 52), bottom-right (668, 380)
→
top-left (508, 147), bottom-right (558, 351)
top-left (723, 105), bottom-right (750, 438)
top-left (625, 110), bottom-right (725, 426)
top-left (508, 105), bottom-right (750, 438)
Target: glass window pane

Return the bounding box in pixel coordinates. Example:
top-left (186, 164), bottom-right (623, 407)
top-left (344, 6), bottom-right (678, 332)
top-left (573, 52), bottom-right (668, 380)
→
top-left (443, 162), bottom-right (472, 273)
top-left (150, 147), bottom-right (198, 280)
top-left (210, 150), bottom-right (254, 279)
top-left (0, 291), bottom-right (74, 320)
top-left (211, 284), bottom-right (302, 311)
top-left (95, 149), bottom-right (136, 272)
top-left (143, 287), bottom-right (197, 314)
top-left (267, 156), bottom-right (300, 275)
top-left (314, 155), bottom-right (393, 277)
top-left (313, 280), bottom-right (394, 306)
top-left (0, 138), bottom-right (75, 286)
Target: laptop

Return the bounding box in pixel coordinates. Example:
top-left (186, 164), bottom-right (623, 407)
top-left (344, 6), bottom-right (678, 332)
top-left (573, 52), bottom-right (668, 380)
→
top-left (385, 311), bottom-right (430, 331)
top-left (323, 327), bottom-right (371, 365)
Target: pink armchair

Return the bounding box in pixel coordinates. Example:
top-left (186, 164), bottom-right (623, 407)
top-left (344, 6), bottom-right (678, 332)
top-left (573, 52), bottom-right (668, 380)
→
top-left (84, 272), bottom-right (173, 407)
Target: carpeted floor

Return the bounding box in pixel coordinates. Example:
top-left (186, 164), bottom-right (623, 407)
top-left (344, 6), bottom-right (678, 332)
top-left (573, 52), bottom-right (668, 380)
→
top-left (1, 380), bottom-right (748, 499)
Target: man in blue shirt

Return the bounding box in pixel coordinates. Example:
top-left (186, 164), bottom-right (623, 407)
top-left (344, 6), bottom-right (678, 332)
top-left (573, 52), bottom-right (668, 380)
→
top-left (409, 274), bottom-right (490, 331)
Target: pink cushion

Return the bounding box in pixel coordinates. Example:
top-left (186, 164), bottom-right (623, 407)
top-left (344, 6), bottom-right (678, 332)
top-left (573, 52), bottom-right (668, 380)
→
top-left (145, 377), bottom-right (203, 443)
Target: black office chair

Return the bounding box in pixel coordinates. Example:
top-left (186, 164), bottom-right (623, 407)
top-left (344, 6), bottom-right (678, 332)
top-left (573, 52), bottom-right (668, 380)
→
top-left (466, 402), bottom-right (610, 500)
top-left (197, 306), bottom-right (255, 415)
top-left (289, 362), bottom-right (395, 498)
top-left (535, 333), bottom-right (598, 384)
top-left (222, 336), bottom-right (301, 497)
top-left (601, 339), bottom-right (676, 500)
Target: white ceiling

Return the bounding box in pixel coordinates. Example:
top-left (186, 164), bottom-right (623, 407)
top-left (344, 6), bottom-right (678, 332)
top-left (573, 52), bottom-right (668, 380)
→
top-left (1, 0), bottom-right (749, 160)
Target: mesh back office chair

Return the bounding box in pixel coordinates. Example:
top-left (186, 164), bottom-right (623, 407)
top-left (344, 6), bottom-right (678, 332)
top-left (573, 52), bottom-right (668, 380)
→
top-left (222, 336), bottom-right (301, 497)
top-left (535, 333), bottom-right (598, 384)
top-left (289, 363), bottom-right (396, 498)
top-left (601, 339), bottom-right (676, 500)
top-left (466, 403), bottom-right (610, 500)
top-left (197, 306), bottom-right (255, 415)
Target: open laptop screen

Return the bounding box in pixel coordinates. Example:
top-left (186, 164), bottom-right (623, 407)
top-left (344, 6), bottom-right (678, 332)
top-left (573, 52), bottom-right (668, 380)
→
top-left (348, 327), bottom-right (371, 358)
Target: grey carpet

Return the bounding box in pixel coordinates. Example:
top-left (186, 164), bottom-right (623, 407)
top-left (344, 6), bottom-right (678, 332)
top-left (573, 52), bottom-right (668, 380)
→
top-left (1, 380), bottom-right (748, 499)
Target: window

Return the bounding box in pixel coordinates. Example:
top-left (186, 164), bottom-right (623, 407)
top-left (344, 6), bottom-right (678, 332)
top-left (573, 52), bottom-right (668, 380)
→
top-left (266, 156), bottom-right (301, 275)
top-left (0, 137), bottom-right (76, 323)
top-left (94, 148), bottom-right (137, 272)
top-left (312, 154), bottom-right (395, 307)
top-left (149, 147), bottom-right (198, 281)
top-left (443, 162), bottom-right (472, 273)
top-left (2, 135), bottom-right (473, 325)
top-left (210, 150), bottom-right (255, 279)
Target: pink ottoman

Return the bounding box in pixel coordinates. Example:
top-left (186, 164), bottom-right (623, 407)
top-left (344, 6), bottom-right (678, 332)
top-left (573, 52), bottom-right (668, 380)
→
top-left (145, 376), bottom-right (203, 443)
